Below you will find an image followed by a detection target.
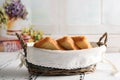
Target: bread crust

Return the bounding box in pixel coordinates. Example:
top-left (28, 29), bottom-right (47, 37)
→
top-left (72, 36), bottom-right (92, 49)
top-left (34, 37), bottom-right (63, 50)
top-left (57, 36), bottom-right (78, 50)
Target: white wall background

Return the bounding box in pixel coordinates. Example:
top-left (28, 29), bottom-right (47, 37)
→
top-left (30, 0), bottom-right (120, 52)
top-left (30, 0), bottom-right (120, 34)
top-left (0, 0), bottom-right (120, 52)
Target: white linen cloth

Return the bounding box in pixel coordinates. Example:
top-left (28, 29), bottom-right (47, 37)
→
top-left (27, 45), bottom-right (106, 69)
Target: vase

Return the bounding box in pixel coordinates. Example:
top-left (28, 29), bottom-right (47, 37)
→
top-left (7, 18), bottom-right (31, 35)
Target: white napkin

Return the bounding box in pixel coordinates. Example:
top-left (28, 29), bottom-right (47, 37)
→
top-left (27, 45), bottom-right (106, 69)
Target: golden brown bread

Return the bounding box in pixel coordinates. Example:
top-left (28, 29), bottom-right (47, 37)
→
top-left (34, 37), bottom-right (63, 50)
top-left (34, 36), bottom-right (92, 50)
top-left (72, 36), bottom-right (92, 49)
top-left (57, 36), bottom-right (78, 50)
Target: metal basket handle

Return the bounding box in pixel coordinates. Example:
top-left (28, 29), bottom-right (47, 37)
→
top-left (16, 33), bottom-right (27, 57)
top-left (97, 32), bottom-right (108, 46)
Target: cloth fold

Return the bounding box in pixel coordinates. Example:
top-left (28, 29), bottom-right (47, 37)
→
top-left (18, 50), bottom-right (27, 68)
top-left (102, 53), bottom-right (119, 75)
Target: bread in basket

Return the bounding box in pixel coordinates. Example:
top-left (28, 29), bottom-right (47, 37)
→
top-left (16, 32), bottom-right (107, 80)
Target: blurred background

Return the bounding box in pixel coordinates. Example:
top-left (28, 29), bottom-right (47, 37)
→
top-left (0, 0), bottom-right (120, 52)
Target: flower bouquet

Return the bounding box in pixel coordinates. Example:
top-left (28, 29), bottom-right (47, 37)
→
top-left (3, 0), bottom-right (30, 35)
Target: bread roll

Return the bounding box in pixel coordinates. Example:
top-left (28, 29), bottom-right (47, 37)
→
top-left (72, 36), bottom-right (92, 49)
top-left (57, 36), bottom-right (78, 50)
top-left (34, 37), bottom-right (63, 50)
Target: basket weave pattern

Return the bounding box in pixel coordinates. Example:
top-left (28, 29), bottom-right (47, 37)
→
top-left (27, 61), bottom-right (96, 76)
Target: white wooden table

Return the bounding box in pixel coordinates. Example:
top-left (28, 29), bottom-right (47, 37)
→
top-left (0, 52), bottom-right (120, 80)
